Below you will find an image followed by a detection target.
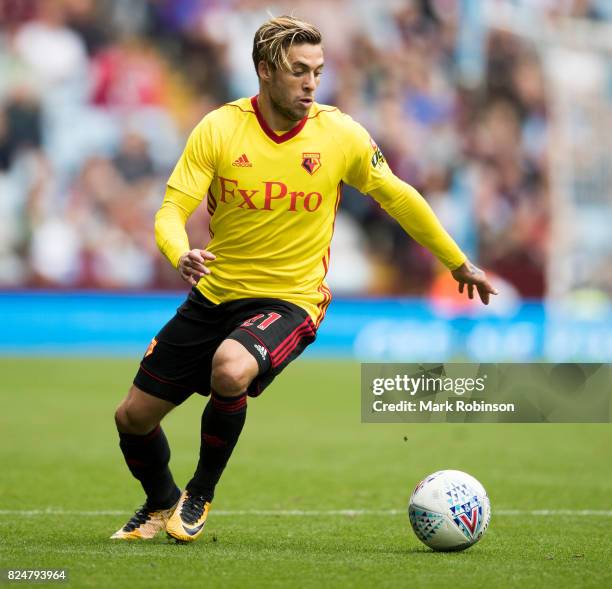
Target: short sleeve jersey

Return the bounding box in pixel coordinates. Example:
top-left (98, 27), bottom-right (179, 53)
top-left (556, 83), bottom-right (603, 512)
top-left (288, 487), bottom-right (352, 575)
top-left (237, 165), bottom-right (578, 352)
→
top-left (167, 96), bottom-right (394, 326)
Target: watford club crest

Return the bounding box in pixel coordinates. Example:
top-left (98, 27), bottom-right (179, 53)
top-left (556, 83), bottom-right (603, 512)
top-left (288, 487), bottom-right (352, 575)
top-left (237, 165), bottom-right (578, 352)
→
top-left (301, 152), bottom-right (322, 175)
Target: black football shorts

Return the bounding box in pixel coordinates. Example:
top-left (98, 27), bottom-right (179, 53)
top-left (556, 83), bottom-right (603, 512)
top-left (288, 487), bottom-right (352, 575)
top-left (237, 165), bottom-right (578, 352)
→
top-left (133, 288), bottom-right (317, 405)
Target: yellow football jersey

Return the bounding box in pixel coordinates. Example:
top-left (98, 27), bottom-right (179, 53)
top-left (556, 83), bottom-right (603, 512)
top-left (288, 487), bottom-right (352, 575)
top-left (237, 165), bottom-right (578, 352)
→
top-left (160, 96), bottom-right (465, 326)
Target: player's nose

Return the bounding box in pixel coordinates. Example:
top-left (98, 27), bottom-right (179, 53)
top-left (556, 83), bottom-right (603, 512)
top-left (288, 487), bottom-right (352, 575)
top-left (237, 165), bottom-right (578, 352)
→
top-left (303, 72), bottom-right (316, 91)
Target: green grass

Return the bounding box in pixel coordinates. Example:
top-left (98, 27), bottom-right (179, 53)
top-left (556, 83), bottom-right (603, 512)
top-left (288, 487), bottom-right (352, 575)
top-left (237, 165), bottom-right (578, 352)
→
top-left (0, 358), bottom-right (610, 588)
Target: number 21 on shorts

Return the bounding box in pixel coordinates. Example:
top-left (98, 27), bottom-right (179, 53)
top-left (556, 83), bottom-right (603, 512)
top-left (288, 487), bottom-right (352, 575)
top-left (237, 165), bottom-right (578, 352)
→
top-left (241, 312), bottom-right (282, 330)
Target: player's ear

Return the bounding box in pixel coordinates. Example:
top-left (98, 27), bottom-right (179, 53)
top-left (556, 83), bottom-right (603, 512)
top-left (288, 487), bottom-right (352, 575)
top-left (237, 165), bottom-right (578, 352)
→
top-left (258, 60), bottom-right (273, 82)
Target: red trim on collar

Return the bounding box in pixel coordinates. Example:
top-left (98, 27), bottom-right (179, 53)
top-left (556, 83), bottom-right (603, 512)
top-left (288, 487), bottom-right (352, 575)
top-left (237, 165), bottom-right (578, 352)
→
top-left (250, 95), bottom-right (308, 144)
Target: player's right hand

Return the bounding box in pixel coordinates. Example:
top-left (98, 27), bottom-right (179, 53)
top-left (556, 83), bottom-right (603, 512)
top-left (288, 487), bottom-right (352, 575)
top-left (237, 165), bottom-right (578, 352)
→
top-left (178, 249), bottom-right (216, 286)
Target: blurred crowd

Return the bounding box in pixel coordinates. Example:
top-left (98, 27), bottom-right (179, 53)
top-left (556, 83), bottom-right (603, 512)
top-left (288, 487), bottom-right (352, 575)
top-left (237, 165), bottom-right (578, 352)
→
top-left (0, 0), bottom-right (610, 297)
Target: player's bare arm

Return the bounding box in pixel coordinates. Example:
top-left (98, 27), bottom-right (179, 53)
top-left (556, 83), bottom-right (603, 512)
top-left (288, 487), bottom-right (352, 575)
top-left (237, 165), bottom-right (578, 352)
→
top-left (178, 249), bottom-right (216, 286)
top-left (451, 260), bottom-right (498, 305)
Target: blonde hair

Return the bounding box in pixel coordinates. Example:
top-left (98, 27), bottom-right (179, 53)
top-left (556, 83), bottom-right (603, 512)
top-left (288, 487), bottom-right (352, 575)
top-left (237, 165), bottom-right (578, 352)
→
top-left (252, 16), bottom-right (322, 75)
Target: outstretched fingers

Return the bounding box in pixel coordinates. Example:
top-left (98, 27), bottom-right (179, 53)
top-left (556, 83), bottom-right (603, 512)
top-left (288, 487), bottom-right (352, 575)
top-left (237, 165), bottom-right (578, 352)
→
top-left (452, 262), bottom-right (499, 305)
top-left (476, 278), bottom-right (498, 305)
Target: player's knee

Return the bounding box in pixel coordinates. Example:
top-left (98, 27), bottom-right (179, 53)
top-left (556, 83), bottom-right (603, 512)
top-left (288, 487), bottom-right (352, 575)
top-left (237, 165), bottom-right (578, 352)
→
top-left (114, 402), bottom-right (128, 430)
top-left (211, 340), bottom-right (259, 396)
top-left (211, 360), bottom-right (253, 396)
top-left (114, 400), bottom-right (154, 434)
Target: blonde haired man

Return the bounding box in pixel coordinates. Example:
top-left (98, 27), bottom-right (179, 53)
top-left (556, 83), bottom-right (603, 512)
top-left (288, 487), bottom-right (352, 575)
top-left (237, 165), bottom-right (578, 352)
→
top-left (111, 16), bottom-right (496, 543)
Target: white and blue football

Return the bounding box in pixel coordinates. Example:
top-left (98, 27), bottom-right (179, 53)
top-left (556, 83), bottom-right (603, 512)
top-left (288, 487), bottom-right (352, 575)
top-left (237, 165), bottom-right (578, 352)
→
top-left (408, 470), bottom-right (491, 551)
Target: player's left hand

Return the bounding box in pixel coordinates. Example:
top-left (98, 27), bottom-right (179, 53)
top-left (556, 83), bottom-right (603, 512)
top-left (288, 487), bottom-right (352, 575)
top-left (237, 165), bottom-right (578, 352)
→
top-left (451, 260), bottom-right (498, 305)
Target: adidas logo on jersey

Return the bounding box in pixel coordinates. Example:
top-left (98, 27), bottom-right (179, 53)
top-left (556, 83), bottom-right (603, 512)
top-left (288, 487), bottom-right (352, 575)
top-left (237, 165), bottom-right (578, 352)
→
top-left (232, 153), bottom-right (253, 167)
top-left (254, 344), bottom-right (267, 360)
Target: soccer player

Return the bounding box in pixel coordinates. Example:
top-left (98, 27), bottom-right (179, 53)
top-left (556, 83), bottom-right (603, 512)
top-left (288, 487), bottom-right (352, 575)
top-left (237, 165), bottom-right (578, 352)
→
top-left (111, 16), bottom-right (497, 542)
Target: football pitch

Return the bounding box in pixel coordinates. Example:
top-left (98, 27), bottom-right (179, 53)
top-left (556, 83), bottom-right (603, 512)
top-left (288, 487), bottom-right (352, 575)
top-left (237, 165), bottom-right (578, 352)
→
top-left (1, 358), bottom-right (610, 588)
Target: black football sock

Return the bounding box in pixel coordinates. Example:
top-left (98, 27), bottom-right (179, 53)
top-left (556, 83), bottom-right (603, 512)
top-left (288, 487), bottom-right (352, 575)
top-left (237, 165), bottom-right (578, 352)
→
top-left (186, 392), bottom-right (248, 501)
top-left (118, 425), bottom-right (180, 509)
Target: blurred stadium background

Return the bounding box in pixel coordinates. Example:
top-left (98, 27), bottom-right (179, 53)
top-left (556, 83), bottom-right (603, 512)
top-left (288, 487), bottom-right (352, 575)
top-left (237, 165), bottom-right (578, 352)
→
top-left (0, 0), bottom-right (611, 361)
